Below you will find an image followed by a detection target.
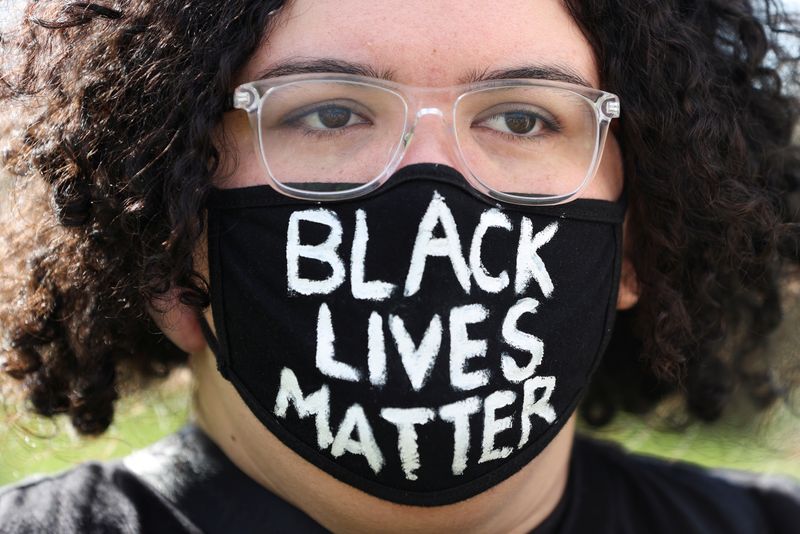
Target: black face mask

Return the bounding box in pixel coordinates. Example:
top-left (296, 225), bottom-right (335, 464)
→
top-left (202, 163), bottom-right (625, 506)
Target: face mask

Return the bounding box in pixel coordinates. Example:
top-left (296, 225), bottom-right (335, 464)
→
top-left (202, 163), bottom-right (625, 506)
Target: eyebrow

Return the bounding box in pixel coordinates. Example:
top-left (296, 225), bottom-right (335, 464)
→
top-left (461, 65), bottom-right (592, 88)
top-left (254, 58), bottom-right (397, 81)
top-left (253, 58), bottom-right (593, 88)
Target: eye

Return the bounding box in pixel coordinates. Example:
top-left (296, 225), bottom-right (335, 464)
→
top-left (471, 101), bottom-right (563, 141)
top-left (477, 111), bottom-right (548, 137)
top-left (293, 104), bottom-right (370, 131)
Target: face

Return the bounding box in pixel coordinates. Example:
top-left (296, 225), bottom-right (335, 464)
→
top-left (154, 1), bottom-right (636, 530)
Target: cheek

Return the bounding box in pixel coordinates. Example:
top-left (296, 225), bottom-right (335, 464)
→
top-left (584, 134), bottom-right (624, 201)
top-left (214, 112), bottom-right (265, 189)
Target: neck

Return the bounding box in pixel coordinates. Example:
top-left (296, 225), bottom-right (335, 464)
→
top-left (191, 347), bottom-right (574, 534)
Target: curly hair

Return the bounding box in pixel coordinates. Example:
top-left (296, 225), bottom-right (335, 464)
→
top-left (0, 0), bottom-right (798, 435)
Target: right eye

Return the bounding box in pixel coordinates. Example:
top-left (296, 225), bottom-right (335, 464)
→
top-left (286, 103), bottom-right (370, 132)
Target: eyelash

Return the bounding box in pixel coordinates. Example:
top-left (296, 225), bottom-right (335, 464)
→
top-left (299, 124), bottom-right (367, 139)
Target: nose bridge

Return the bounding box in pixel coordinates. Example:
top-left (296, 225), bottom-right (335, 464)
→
top-left (405, 86), bottom-right (456, 136)
top-left (398, 89), bottom-right (458, 155)
top-left (404, 104), bottom-right (449, 147)
top-left (408, 101), bottom-right (449, 139)
top-left (398, 101), bottom-right (461, 172)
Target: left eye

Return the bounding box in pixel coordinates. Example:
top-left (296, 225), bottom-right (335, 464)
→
top-left (477, 111), bottom-right (547, 136)
top-left (300, 105), bottom-right (368, 130)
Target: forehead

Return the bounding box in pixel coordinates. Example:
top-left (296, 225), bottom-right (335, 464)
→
top-left (238, 0), bottom-right (599, 88)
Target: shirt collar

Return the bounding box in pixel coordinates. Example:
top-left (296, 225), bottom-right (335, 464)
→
top-left (123, 423), bottom-right (328, 533)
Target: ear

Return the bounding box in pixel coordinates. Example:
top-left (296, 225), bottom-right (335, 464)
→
top-left (616, 218), bottom-right (640, 310)
top-left (616, 256), bottom-right (640, 310)
top-left (147, 288), bottom-right (208, 354)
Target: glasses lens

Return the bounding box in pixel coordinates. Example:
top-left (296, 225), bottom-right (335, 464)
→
top-left (258, 81), bottom-right (407, 194)
top-left (455, 85), bottom-right (600, 200)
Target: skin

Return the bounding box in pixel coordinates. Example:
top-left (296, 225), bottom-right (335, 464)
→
top-left (151, 1), bottom-right (640, 532)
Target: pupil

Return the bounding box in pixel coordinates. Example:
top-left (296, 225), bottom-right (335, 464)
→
top-left (504, 113), bottom-right (534, 134)
top-left (319, 107), bottom-right (351, 128)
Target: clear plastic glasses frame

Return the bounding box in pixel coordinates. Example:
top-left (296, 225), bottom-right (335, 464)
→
top-left (231, 73), bottom-right (621, 206)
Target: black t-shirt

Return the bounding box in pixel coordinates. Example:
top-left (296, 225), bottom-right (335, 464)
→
top-left (1, 424), bottom-right (798, 533)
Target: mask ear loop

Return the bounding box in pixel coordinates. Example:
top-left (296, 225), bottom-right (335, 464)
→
top-left (197, 312), bottom-right (230, 378)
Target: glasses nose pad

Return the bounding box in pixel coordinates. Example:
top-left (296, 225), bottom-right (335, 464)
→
top-left (418, 107), bottom-right (445, 118)
top-left (399, 107), bottom-right (464, 171)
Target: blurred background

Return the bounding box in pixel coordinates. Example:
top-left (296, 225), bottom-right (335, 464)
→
top-left (0, 0), bottom-right (799, 488)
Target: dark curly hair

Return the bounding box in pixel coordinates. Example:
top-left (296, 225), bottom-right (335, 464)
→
top-left (0, 0), bottom-right (798, 435)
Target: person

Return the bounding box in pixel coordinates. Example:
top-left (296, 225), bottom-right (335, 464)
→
top-left (1, 0), bottom-right (799, 532)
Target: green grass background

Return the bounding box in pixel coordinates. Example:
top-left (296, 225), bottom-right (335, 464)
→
top-left (0, 376), bottom-right (192, 486)
top-left (1, 370), bottom-right (798, 487)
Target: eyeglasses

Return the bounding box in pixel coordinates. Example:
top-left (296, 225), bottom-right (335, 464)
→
top-left (230, 73), bottom-right (620, 206)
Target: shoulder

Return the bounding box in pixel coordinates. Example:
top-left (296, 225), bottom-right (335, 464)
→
top-left (0, 460), bottom-right (200, 534)
top-left (571, 435), bottom-right (800, 534)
